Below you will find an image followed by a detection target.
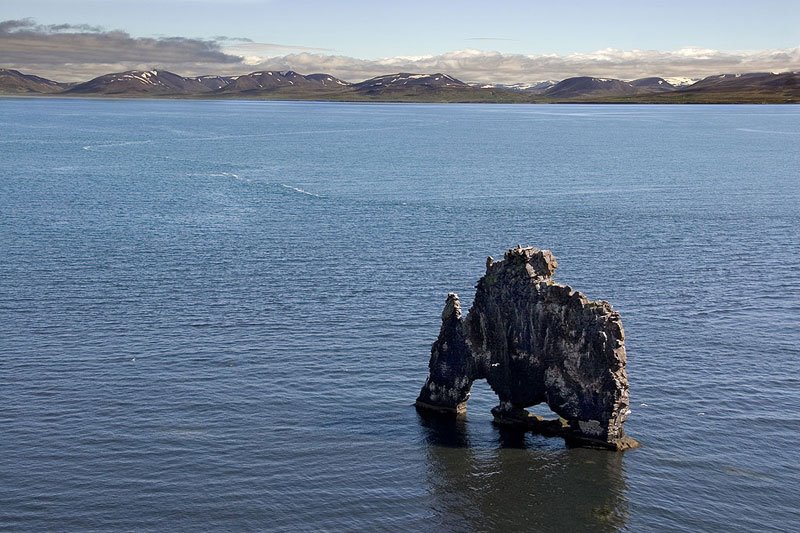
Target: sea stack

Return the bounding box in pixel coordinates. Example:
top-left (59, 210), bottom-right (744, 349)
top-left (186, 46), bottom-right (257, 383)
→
top-left (416, 246), bottom-right (639, 450)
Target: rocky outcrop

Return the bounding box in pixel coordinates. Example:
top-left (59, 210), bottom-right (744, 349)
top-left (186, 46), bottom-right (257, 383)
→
top-left (416, 246), bottom-right (639, 450)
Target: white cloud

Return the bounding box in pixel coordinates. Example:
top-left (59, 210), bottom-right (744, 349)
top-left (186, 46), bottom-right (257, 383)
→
top-left (234, 47), bottom-right (800, 83)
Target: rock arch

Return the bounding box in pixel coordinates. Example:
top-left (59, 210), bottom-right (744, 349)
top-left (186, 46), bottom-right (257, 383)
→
top-left (416, 246), bottom-right (638, 450)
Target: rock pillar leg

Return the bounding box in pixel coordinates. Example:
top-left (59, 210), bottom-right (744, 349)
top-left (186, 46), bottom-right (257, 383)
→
top-left (415, 293), bottom-right (477, 414)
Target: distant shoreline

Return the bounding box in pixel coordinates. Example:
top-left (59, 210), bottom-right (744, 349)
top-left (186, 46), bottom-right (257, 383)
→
top-left (2, 93), bottom-right (797, 105)
top-left (2, 68), bottom-right (798, 104)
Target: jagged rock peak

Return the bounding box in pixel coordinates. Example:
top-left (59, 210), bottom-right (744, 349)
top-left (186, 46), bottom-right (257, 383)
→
top-left (441, 292), bottom-right (462, 320)
top-left (416, 246), bottom-right (639, 451)
top-left (488, 245), bottom-right (558, 279)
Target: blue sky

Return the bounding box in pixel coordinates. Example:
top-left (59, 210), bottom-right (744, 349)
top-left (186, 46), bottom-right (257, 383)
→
top-left (2, 0), bottom-right (799, 82)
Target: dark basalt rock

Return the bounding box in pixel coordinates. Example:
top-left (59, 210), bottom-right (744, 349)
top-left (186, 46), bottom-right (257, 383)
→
top-left (416, 246), bottom-right (639, 450)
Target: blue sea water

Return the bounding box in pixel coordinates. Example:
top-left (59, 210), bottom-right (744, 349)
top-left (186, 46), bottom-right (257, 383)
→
top-left (1, 98), bottom-right (799, 532)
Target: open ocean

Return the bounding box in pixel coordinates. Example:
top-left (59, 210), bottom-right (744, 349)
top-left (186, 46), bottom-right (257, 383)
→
top-left (1, 98), bottom-right (799, 532)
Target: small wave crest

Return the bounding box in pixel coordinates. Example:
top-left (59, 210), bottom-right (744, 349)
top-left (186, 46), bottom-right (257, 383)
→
top-left (736, 128), bottom-right (800, 136)
top-left (82, 140), bottom-right (153, 151)
top-left (280, 184), bottom-right (323, 198)
top-left (210, 172), bottom-right (249, 182)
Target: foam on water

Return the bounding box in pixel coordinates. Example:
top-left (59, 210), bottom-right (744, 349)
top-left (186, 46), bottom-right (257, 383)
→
top-left (82, 139), bottom-right (153, 150)
top-left (736, 127), bottom-right (800, 135)
top-left (280, 184), bottom-right (323, 197)
top-left (209, 172), bottom-right (248, 182)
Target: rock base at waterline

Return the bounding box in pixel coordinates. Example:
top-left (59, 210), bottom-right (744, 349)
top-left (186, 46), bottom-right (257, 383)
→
top-left (416, 246), bottom-right (639, 451)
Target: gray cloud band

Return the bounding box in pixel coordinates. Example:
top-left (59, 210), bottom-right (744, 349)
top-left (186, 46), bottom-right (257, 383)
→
top-left (1, 18), bottom-right (241, 80)
top-left (2, 18), bottom-right (798, 83)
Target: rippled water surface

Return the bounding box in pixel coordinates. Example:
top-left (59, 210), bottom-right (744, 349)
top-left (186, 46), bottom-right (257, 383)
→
top-left (1, 99), bottom-right (799, 531)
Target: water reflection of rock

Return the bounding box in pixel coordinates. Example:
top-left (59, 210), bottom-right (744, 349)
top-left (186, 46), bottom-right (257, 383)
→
top-left (418, 411), bottom-right (630, 532)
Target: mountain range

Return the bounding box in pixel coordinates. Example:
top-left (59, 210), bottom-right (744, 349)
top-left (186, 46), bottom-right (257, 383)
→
top-left (1, 68), bottom-right (798, 103)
